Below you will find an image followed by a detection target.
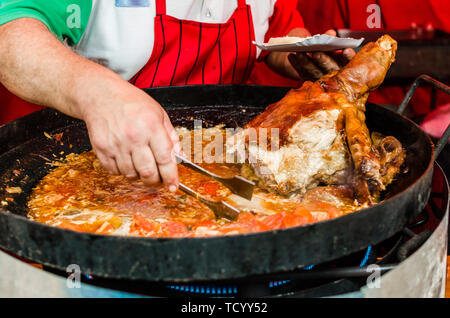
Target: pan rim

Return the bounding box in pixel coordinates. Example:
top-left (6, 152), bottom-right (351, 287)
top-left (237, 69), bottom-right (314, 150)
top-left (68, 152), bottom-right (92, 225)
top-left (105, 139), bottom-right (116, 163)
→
top-left (0, 85), bottom-right (437, 281)
top-left (0, 100), bottom-right (435, 242)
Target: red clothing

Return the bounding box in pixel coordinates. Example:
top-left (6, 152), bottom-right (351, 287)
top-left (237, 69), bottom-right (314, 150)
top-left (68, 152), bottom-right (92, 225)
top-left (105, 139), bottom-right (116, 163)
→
top-left (328, 0), bottom-right (450, 116)
top-left (250, 0), bottom-right (450, 119)
top-left (331, 0), bottom-right (450, 32)
top-left (131, 0), bottom-right (256, 88)
top-left (247, 0), bottom-right (305, 87)
top-left (0, 85), bottom-right (43, 124)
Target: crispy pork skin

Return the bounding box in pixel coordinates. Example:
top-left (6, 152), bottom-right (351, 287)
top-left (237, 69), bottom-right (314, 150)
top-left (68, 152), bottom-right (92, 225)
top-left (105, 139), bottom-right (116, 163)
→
top-left (231, 35), bottom-right (403, 199)
top-left (234, 82), bottom-right (350, 195)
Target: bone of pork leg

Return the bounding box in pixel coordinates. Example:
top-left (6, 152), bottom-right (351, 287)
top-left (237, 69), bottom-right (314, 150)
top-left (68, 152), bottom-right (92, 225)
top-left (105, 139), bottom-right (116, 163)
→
top-left (319, 35), bottom-right (398, 104)
top-left (372, 133), bottom-right (406, 186)
top-left (236, 35), bottom-right (400, 199)
top-left (332, 35), bottom-right (398, 198)
top-left (343, 106), bottom-right (383, 204)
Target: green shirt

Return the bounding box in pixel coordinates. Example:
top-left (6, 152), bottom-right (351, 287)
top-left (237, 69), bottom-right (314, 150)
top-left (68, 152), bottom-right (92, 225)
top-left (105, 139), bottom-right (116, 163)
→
top-left (0, 0), bottom-right (92, 45)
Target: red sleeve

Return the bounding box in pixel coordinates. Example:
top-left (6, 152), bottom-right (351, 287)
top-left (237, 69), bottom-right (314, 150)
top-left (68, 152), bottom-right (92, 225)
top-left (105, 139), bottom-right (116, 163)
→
top-left (429, 0), bottom-right (450, 32)
top-left (258, 0), bottom-right (305, 61)
top-left (0, 84), bottom-right (43, 125)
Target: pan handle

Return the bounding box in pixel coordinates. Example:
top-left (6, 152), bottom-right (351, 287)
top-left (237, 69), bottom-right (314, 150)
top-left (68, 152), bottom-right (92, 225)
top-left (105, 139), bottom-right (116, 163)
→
top-left (435, 125), bottom-right (450, 160)
top-left (397, 74), bottom-right (450, 160)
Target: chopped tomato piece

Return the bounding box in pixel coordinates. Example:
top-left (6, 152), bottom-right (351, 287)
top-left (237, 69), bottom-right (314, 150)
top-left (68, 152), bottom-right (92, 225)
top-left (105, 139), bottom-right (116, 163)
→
top-left (237, 211), bottom-right (255, 222)
top-left (107, 216), bottom-right (123, 229)
top-left (194, 220), bottom-right (217, 229)
top-left (236, 213), bottom-right (260, 232)
top-left (219, 219), bottom-right (252, 234)
top-left (254, 220), bottom-right (270, 232)
top-left (202, 182), bottom-right (220, 196)
top-left (294, 206), bottom-right (313, 222)
top-left (301, 201), bottom-right (343, 219)
top-left (160, 221), bottom-right (188, 237)
top-left (53, 132), bottom-right (64, 141)
top-left (282, 213), bottom-right (311, 228)
top-left (311, 212), bottom-right (330, 222)
top-left (217, 212), bottom-right (269, 235)
top-left (190, 220), bottom-right (221, 237)
top-left (328, 206), bottom-right (343, 218)
top-left (130, 214), bottom-right (159, 235)
top-left (261, 213), bottom-right (285, 230)
top-left (218, 223), bottom-right (249, 235)
top-left (95, 222), bottom-right (114, 234)
top-left (58, 221), bottom-right (86, 232)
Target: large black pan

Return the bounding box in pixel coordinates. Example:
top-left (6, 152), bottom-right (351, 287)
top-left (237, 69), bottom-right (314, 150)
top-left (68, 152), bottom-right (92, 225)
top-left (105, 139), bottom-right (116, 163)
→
top-left (0, 83), bottom-right (447, 282)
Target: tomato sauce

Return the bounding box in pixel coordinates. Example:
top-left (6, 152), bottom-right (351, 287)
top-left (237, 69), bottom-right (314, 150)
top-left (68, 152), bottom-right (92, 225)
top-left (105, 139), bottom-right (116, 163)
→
top-left (27, 128), bottom-right (360, 237)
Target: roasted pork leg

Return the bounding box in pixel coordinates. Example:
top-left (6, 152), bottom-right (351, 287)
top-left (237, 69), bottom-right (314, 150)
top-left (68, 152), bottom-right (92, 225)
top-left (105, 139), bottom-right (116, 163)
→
top-left (230, 35), bottom-right (404, 203)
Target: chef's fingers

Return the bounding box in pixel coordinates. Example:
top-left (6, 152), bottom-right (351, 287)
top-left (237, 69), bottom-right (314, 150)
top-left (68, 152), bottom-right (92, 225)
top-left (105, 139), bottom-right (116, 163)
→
top-left (324, 29), bottom-right (337, 37)
top-left (323, 29), bottom-right (356, 67)
top-left (115, 152), bottom-right (139, 179)
top-left (325, 50), bottom-right (346, 68)
top-left (310, 47), bottom-right (356, 74)
top-left (311, 52), bottom-right (341, 73)
top-left (88, 128), bottom-right (120, 175)
top-left (95, 151), bottom-right (120, 175)
top-left (148, 124), bottom-right (179, 191)
top-left (288, 53), bottom-right (324, 81)
top-left (342, 48), bottom-right (356, 62)
top-left (162, 111), bottom-right (183, 157)
top-left (131, 146), bottom-right (160, 185)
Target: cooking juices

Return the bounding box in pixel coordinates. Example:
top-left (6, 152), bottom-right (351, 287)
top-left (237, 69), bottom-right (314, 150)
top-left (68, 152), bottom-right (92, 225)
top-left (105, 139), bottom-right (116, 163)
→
top-left (27, 128), bottom-right (360, 237)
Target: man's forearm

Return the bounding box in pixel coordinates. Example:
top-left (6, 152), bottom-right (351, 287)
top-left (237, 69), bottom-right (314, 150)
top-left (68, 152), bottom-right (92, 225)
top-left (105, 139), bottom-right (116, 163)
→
top-left (0, 18), bottom-right (182, 188)
top-left (0, 18), bottom-right (124, 119)
top-left (265, 27), bottom-right (312, 81)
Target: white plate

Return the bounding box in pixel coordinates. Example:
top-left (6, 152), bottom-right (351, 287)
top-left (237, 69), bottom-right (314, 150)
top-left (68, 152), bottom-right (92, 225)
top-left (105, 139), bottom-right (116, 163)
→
top-left (254, 34), bottom-right (365, 52)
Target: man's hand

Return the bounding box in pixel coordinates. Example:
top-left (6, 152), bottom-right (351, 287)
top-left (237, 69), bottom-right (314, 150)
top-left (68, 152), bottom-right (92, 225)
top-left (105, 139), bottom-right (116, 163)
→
top-left (0, 18), bottom-right (180, 190)
top-left (288, 29), bottom-right (356, 81)
top-left (82, 84), bottom-right (181, 190)
top-left (265, 28), bottom-right (356, 82)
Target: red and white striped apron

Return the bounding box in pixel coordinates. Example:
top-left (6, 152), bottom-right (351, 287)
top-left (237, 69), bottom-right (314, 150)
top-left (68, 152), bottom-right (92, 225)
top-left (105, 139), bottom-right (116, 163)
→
top-left (131, 0), bottom-right (257, 88)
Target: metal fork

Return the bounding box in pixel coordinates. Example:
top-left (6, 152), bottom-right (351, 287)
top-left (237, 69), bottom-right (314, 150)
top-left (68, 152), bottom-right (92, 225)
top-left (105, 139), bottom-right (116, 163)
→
top-left (178, 183), bottom-right (240, 221)
top-left (175, 154), bottom-right (255, 200)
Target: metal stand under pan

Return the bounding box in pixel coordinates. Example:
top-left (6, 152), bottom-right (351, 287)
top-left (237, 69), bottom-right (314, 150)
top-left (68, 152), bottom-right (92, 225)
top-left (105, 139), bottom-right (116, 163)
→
top-left (0, 163), bottom-right (448, 298)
